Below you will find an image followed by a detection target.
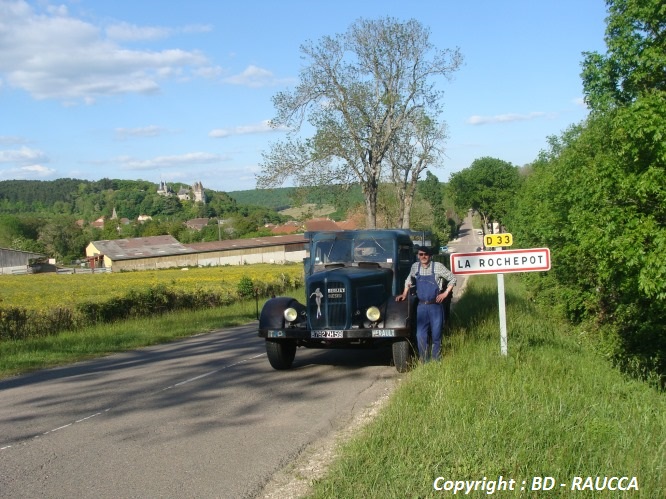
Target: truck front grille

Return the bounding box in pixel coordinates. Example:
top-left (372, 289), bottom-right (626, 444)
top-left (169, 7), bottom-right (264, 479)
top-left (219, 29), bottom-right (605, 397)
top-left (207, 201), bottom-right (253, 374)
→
top-left (308, 280), bottom-right (348, 329)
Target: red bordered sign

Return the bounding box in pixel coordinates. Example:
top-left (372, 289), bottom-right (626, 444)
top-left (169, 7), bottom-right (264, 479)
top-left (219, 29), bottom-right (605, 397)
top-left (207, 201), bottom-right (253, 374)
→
top-left (451, 248), bottom-right (551, 275)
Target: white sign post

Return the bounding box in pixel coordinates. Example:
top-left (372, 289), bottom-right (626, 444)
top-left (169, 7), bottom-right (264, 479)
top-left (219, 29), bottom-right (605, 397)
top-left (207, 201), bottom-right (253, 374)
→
top-left (451, 247), bottom-right (551, 356)
top-left (497, 248), bottom-right (508, 355)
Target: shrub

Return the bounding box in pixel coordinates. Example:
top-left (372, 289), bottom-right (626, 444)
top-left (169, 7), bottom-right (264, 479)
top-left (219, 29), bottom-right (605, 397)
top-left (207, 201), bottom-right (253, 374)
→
top-left (236, 276), bottom-right (255, 298)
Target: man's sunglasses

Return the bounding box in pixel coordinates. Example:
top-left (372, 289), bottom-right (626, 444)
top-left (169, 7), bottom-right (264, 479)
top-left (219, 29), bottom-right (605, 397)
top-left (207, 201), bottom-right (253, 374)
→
top-left (417, 252), bottom-right (429, 256)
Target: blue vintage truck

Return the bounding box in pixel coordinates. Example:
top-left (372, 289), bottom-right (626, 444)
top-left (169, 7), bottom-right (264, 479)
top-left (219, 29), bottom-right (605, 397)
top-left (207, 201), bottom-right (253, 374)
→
top-left (258, 229), bottom-right (419, 372)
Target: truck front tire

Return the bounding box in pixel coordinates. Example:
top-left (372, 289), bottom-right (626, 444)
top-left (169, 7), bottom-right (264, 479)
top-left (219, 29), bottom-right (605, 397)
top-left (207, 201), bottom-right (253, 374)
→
top-left (266, 339), bottom-right (297, 370)
top-left (392, 339), bottom-right (413, 373)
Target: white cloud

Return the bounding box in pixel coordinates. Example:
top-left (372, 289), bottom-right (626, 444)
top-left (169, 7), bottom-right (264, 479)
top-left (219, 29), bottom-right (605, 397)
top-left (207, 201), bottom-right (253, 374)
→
top-left (105, 22), bottom-right (212, 42)
top-left (117, 152), bottom-right (230, 171)
top-left (105, 22), bottom-right (171, 42)
top-left (0, 164), bottom-right (56, 180)
top-left (466, 112), bottom-right (549, 125)
top-left (0, 146), bottom-right (49, 165)
top-left (115, 126), bottom-right (167, 139)
top-left (209, 120), bottom-right (288, 138)
top-left (195, 66), bottom-right (224, 79)
top-left (222, 65), bottom-right (294, 88)
top-left (19, 164), bottom-right (54, 174)
top-left (0, 1), bottom-right (209, 102)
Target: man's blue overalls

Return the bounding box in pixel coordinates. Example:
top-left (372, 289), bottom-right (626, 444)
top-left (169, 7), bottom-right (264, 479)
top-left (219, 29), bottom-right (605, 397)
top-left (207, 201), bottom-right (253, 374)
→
top-left (414, 265), bottom-right (444, 361)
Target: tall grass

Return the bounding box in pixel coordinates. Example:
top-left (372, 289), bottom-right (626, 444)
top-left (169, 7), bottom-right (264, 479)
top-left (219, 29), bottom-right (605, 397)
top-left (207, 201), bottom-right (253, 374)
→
top-left (0, 295), bottom-right (271, 378)
top-left (310, 275), bottom-right (666, 498)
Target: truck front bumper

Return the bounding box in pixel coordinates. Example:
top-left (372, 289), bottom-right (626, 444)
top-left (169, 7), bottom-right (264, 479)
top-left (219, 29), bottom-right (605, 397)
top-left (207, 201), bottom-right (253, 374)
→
top-left (259, 327), bottom-right (412, 340)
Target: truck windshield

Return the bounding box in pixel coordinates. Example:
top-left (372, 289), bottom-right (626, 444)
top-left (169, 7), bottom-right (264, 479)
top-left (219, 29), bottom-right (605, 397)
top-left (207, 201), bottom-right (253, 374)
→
top-left (313, 239), bottom-right (353, 264)
top-left (312, 236), bottom-right (394, 265)
top-left (353, 237), bottom-right (393, 263)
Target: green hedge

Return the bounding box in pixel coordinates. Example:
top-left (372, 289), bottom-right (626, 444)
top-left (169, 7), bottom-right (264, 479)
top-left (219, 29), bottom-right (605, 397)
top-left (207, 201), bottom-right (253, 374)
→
top-left (0, 279), bottom-right (300, 342)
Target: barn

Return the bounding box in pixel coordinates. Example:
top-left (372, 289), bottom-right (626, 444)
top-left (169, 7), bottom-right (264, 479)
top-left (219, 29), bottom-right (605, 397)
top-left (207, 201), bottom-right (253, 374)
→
top-left (86, 234), bottom-right (307, 272)
top-left (0, 247), bottom-right (46, 275)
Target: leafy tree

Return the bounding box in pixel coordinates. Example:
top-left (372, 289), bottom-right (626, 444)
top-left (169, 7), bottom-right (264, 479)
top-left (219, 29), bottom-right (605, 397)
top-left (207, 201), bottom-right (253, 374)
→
top-left (136, 219), bottom-right (169, 238)
top-left (100, 221), bottom-right (121, 241)
top-left (449, 157), bottom-right (520, 233)
top-left (258, 17), bottom-right (462, 228)
top-left (151, 195), bottom-right (182, 216)
top-left (37, 217), bottom-right (86, 263)
top-left (505, 0), bottom-right (666, 384)
top-left (581, 0), bottom-right (666, 111)
top-left (206, 191), bottom-right (238, 218)
top-left (10, 236), bottom-right (45, 254)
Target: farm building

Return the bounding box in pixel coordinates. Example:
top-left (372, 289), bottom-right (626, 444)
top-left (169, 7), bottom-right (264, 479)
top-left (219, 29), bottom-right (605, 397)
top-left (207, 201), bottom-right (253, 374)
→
top-left (86, 235), bottom-right (197, 271)
top-left (86, 234), bottom-right (307, 272)
top-left (0, 247), bottom-right (46, 275)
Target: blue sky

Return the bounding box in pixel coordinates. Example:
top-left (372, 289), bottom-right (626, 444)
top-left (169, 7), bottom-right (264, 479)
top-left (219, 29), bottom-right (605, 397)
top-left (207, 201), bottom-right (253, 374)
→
top-left (0, 0), bottom-right (608, 193)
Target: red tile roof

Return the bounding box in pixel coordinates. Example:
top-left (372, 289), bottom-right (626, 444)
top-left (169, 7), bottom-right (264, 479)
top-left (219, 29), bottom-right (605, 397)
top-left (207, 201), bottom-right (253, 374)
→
top-left (304, 218), bottom-right (342, 232)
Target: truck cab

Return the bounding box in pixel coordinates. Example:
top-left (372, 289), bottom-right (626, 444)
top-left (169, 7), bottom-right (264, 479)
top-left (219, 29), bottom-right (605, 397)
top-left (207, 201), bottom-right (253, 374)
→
top-left (258, 229), bottom-right (417, 372)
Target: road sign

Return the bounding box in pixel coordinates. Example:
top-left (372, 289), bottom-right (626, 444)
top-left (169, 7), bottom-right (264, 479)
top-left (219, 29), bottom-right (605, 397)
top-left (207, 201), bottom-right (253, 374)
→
top-left (452, 246), bottom-right (552, 357)
top-left (484, 233), bottom-right (513, 247)
top-left (451, 248), bottom-right (550, 275)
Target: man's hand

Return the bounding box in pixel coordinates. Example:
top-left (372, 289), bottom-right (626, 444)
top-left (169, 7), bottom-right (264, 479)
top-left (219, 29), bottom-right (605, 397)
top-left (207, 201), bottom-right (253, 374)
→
top-left (435, 289), bottom-right (451, 303)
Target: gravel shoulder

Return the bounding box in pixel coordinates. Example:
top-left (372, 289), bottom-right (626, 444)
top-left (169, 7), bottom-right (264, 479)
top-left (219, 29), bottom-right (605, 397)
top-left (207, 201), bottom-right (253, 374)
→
top-left (255, 381), bottom-right (396, 499)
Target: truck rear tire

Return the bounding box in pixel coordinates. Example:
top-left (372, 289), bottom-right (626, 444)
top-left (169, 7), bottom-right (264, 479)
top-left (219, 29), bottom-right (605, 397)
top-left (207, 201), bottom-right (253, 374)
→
top-left (266, 339), bottom-right (296, 370)
top-left (392, 339), bottom-right (413, 373)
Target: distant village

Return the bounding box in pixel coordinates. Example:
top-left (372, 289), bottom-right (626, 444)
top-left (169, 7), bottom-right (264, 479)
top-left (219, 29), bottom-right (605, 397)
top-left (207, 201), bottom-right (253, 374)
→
top-left (1, 180), bottom-right (362, 274)
top-left (80, 180), bottom-right (360, 236)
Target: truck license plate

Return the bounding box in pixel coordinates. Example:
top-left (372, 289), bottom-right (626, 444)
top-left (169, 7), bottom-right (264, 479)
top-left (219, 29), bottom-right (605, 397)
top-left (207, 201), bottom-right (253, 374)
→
top-left (311, 330), bottom-right (343, 339)
top-left (372, 329), bottom-right (394, 337)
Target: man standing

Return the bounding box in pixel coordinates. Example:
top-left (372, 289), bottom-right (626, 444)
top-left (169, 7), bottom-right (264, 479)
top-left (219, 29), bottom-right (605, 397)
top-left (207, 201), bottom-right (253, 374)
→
top-left (396, 246), bottom-right (456, 361)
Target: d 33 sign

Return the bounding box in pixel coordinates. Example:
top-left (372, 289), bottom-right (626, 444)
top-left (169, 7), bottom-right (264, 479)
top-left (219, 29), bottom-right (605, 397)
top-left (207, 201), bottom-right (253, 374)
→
top-left (484, 233), bottom-right (513, 247)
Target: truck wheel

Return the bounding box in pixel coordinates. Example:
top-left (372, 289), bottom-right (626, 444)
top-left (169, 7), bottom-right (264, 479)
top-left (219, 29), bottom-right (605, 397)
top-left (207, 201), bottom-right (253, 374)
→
top-left (392, 339), bottom-right (413, 373)
top-left (265, 339), bottom-right (296, 370)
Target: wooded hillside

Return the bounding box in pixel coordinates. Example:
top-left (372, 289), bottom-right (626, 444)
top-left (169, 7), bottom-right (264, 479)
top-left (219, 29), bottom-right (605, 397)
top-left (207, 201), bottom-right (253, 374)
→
top-left (0, 178), bottom-right (291, 263)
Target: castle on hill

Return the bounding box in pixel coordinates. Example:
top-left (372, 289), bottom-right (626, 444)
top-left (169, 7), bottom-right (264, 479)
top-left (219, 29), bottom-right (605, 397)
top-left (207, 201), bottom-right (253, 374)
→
top-left (157, 180), bottom-right (205, 203)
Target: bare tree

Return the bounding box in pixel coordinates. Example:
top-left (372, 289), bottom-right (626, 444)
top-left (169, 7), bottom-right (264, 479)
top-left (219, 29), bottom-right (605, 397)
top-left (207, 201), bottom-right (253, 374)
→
top-left (386, 111), bottom-right (447, 228)
top-left (257, 17), bottom-right (462, 228)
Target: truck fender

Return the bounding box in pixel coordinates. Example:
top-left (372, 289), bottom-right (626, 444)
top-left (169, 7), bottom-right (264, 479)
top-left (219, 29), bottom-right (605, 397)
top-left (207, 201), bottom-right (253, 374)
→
top-left (382, 297), bottom-right (412, 329)
top-left (259, 296), bottom-right (305, 329)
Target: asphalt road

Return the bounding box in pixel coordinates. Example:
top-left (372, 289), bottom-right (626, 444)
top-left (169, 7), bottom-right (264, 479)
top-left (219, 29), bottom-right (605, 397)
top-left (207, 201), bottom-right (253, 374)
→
top-left (447, 210), bottom-right (483, 256)
top-left (0, 325), bottom-right (397, 499)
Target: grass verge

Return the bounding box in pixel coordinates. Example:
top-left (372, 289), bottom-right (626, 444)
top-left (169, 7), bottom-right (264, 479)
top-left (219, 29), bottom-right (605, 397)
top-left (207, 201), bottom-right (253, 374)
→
top-left (0, 297), bottom-right (267, 379)
top-left (309, 275), bottom-right (666, 498)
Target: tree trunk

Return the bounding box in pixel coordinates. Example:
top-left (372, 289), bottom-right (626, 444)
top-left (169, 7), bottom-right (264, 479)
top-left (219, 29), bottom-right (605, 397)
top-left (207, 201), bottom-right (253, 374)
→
top-left (402, 194), bottom-right (413, 229)
top-left (481, 212), bottom-right (489, 234)
top-left (364, 185), bottom-right (378, 229)
top-left (395, 185), bottom-right (406, 228)
top-left (400, 172), bottom-right (419, 229)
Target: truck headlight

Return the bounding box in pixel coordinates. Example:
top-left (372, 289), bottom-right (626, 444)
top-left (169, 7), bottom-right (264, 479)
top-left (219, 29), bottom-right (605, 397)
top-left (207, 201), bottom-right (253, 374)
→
top-left (365, 306), bottom-right (381, 322)
top-left (283, 307), bottom-right (298, 323)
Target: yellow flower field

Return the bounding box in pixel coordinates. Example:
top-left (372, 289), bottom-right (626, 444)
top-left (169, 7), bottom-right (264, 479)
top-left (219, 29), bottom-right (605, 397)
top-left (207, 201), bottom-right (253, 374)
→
top-left (0, 264), bottom-right (304, 311)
